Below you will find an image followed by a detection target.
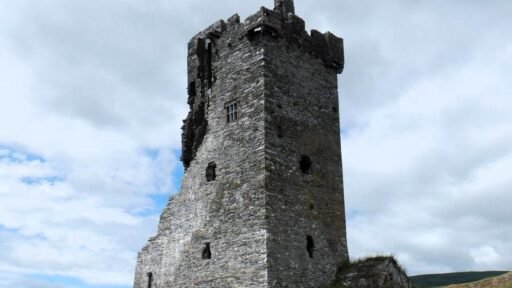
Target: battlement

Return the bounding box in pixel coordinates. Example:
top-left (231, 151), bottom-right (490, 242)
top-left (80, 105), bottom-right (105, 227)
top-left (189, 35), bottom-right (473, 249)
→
top-left (187, 0), bottom-right (344, 74)
top-left (182, 1), bottom-right (344, 169)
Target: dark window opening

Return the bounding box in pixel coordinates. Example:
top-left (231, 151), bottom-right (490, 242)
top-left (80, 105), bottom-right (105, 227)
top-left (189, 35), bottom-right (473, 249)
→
top-left (206, 162), bottom-right (216, 182)
top-left (277, 125), bottom-right (284, 138)
top-left (247, 27), bottom-right (261, 39)
top-left (300, 155), bottom-right (312, 174)
top-left (310, 204), bottom-right (315, 210)
top-left (247, 24), bottom-right (278, 39)
top-left (226, 102), bottom-right (238, 123)
top-left (146, 272), bottom-right (153, 288)
top-left (307, 235), bottom-right (315, 258)
top-left (202, 242), bottom-right (212, 259)
top-left (187, 81), bottom-right (196, 97)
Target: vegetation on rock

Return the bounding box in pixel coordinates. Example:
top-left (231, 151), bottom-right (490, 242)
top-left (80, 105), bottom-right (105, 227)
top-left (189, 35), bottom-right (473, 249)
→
top-left (328, 256), bottom-right (411, 288)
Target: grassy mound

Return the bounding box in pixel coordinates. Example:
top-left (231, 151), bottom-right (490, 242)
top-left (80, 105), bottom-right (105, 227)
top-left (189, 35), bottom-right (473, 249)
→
top-left (442, 272), bottom-right (512, 288)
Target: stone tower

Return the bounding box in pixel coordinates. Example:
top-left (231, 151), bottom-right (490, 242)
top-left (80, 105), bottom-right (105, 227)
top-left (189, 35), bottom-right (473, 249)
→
top-left (133, 0), bottom-right (347, 287)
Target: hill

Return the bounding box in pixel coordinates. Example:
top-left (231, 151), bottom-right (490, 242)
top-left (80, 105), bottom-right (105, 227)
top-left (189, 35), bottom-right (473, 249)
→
top-left (444, 272), bottom-right (512, 288)
top-left (411, 271), bottom-right (509, 287)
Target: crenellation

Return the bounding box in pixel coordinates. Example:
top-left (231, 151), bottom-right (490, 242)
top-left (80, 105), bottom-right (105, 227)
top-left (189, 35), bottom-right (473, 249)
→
top-left (238, 5), bottom-right (344, 75)
top-left (274, 0), bottom-right (295, 15)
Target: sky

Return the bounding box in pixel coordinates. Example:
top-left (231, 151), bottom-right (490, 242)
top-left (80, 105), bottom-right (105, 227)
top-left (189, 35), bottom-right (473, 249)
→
top-left (0, 0), bottom-right (511, 287)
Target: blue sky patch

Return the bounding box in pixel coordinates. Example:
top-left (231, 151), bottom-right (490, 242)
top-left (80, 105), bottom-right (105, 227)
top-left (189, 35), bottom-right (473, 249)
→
top-left (0, 144), bottom-right (45, 164)
top-left (29, 274), bottom-right (129, 288)
top-left (21, 176), bottom-right (64, 186)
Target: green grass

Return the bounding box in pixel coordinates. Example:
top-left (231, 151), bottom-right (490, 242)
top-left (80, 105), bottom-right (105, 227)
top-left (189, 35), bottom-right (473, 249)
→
top-left (410, 271), bottom-right (509, 287)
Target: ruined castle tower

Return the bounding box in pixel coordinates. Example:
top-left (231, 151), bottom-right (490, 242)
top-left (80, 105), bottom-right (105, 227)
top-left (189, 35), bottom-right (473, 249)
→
top-left (133, 0), bottom-right (347, 287)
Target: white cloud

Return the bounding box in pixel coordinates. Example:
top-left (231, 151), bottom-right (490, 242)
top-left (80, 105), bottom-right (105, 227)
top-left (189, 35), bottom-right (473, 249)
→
top-left (341, 2), bottom-right (512, 273)
top-left (0, 0), bottom-right (187, 285)
top-left (470, 245), bottom-right (500, 266)
top-left (0, 0), bottom-right (511, 286)
top-left (0, 146), bottom-right (173, 286)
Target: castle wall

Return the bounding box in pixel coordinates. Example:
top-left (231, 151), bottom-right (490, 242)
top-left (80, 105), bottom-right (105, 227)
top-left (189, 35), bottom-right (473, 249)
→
top-left (133, 2), bottom-right (346, 287)
top-left (261, 11), bottom-right (348, 288)
top-left (134, 15), bottom-right (269, 288)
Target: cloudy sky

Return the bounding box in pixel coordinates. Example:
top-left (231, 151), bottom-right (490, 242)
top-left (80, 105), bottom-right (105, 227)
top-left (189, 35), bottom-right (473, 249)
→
top-left (1, 0), bottom-right (511, 287)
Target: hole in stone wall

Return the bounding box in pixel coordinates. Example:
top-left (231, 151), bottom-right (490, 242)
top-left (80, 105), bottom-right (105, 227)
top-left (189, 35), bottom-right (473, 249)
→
top-left (277, 125), bottom-right (284, 138)
top-left (206, 162), bottom-right (217, 182)
top-left (299, 155), bottom-right (312, 174)
top-left (307, 235), bottom-right (315, 258)
top-left (188, 81), bottom-right (196, 97)
top-left (310, 204), bottom-right (315, 210)
top-left (247, 26), bottom-right (263, 39)
top-left (146, 272), bottom-right (153, 288)
top-left (332, 106), bottom-right (338, 113)
top-left (202, 242), bottom-right (212, 259)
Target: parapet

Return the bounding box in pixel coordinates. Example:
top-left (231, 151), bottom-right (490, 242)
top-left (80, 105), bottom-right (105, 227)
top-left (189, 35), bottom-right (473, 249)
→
top-left (187, 0), bottom-right (344, 74)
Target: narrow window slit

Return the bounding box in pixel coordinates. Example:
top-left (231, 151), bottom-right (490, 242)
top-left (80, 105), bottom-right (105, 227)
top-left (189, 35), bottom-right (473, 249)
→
top-left (188, 81), bottom-right (196, 97)
top-left (202, 242), bottom-right (212, 259)
top-left (277, 125), bottom-right (284, 138)
top-left (307, 235), bottom-right (314, 258)
top-left (146, 272), bottom-right (153, 288)
top-left (300, 155), bottom-right (312, 174)
top-left (206, 162), bottom-right (216, 182)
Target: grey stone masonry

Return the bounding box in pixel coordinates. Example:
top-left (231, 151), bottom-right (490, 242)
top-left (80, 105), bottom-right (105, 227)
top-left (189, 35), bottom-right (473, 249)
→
top-left (133, 0), bottom-right (347, 287)
top-left (333, 257), bottom-right (413, 288)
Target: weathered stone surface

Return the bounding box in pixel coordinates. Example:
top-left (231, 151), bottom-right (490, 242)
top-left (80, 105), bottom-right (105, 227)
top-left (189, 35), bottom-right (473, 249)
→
top-left (134, 1), bottom-right (348, 287)
top-left (331, 257), bottom-right (413, 288)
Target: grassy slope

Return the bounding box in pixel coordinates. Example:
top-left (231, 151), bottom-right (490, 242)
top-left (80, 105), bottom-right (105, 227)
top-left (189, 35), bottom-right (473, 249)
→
top-left (444, 272), bottom-right (512, 288)
top-left (411, 271), bottom-right (509, 288)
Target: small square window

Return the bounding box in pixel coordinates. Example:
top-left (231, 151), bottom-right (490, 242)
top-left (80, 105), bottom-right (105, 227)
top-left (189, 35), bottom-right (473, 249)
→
top-left (226, 102), bottom-right (238, 123)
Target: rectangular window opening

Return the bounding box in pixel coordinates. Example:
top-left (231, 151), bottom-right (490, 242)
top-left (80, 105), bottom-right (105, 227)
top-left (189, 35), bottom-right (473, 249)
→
top-left (226, 102), bottom-right (238, 123)
top-left (202, 242), bottom-right (212, 259)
